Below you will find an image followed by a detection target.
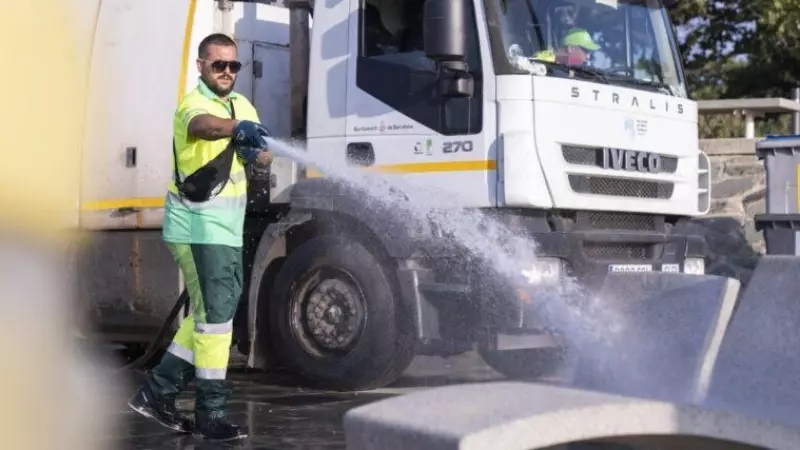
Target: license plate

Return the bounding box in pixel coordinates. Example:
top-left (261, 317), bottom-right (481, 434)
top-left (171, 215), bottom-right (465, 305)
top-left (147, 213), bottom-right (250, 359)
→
top-left (662, 264), bottom-right (680, 273)
top-left (608, 264), bottom-right (653, 273)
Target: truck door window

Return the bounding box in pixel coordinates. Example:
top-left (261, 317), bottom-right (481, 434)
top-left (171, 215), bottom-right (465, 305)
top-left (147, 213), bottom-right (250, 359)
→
top-left (356, 0), bottom-right (483, 135)
top-left (362, 3), bottom-right (397, 57)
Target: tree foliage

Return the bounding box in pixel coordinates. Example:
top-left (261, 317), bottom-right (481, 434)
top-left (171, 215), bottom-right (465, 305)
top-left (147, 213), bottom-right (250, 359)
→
top-left (668, 0), bottom-right (800, 138)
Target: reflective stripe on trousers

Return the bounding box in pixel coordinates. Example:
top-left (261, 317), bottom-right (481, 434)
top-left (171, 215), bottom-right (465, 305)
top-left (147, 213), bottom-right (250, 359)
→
top-left (194, 319), bottom-right (233, 380)
top-left (165, 301), bottom-right (236, 381)
top-left (165, 243), bottom-right (243, 382)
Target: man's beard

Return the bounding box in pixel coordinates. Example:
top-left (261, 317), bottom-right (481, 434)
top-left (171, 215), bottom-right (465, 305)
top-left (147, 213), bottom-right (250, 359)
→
top-left (204, 75), bottom-right (236, 97)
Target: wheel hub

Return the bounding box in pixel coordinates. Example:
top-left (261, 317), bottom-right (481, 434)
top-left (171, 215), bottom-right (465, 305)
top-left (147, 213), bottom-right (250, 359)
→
top-left (325, 305), bottom-right (343, 323)
top-left (302, 277), bottom-right (364, 353)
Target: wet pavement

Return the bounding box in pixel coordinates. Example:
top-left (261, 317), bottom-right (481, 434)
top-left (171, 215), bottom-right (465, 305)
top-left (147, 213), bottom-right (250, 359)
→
top-left (101, 351), bottom-right (554, 450)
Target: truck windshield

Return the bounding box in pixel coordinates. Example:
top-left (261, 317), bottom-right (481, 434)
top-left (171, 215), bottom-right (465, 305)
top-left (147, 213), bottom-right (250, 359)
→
top-left (484, 0), bottom-right (687, 97)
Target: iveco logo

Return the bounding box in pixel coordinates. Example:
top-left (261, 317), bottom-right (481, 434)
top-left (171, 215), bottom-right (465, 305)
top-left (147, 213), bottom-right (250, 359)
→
top-left (601, 148), bottom-right (662, 173)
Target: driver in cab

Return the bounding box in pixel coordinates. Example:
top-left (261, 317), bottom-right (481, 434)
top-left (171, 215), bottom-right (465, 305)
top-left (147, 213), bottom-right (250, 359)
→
top-left (533, 27), bottom-right (600, 66)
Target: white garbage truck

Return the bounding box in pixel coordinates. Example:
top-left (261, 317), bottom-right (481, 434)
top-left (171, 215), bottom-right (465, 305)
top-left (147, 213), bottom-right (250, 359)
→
top-left (76, 0), bottom-right (709, 390)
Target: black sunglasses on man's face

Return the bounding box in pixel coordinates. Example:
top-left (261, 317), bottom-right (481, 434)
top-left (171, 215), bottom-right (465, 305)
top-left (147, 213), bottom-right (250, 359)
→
top-left (201, 59), bottom-right (242, 74)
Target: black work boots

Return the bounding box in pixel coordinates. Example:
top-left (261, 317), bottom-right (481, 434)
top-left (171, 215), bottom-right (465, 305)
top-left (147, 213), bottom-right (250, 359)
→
top-left (127, 384), bottom-right (248, 441)
top-left (194, 416), bottom-right (249, 441)
top-left (127, 384), bottom-right (194, 434)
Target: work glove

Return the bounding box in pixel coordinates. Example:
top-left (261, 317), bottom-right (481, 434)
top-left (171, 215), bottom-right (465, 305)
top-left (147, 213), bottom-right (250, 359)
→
top-left (232, 120), bottom-right (269, 149)
top-left (236, 144), bottom-right (265, 165)
top-left (235, 124), bottom-right (270, 165)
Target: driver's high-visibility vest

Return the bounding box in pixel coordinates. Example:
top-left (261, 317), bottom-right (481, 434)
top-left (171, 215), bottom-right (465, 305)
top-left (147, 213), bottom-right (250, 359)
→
top-left (533, 49), bottom-right (556, 63)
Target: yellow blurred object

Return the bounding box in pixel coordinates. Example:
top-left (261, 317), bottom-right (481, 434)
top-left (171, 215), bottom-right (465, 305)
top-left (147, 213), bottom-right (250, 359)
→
top-left (532, 49), bottom-right (556, 63)
top-left (0, 1), bottom-right (89, 238)
top-left (0, 2), bottom-right (119, 450)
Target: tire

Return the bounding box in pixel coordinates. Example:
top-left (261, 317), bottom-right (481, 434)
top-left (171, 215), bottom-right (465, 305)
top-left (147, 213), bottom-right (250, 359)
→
top-left (268, 233), bottom-right (416, 390)
top-left (478, 346), bottom-right (566, 379)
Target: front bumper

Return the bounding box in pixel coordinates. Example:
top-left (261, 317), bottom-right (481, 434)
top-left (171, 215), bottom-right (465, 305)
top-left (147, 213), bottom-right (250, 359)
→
top-left (398, 228), bottom-right (707, 345)
top-left (485, 229), bottom-right (706, 332)
top-left (532, 230), bottom-right (707, 287)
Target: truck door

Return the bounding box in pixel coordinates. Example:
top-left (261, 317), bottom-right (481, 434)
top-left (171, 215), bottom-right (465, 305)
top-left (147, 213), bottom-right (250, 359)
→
top-left (232, 1), bottom-right (302, 202)
top-left (251, 42), bottom-right (292, 140)
top-left (251, 41), bottom-right (295, 203)
top-left (343, 0), bottom-right (495, 206)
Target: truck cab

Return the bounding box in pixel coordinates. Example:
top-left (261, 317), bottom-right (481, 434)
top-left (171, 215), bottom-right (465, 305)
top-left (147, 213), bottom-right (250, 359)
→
top-left (245, 0), bottom-right (709, 389)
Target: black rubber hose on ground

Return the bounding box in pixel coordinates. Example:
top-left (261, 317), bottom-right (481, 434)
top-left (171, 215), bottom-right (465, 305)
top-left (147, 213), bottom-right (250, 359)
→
top-left (115, 290), bottom-right (190, 374)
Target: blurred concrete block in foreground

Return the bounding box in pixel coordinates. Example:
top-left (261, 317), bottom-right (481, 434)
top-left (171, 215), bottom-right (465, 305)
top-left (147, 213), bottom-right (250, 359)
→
top-left (0, 240), bottom-right (120, 450)
top-left (343, 381), bottom-right (800, 450)
top-left (707, 256), bottom-right (800, 431)
top-left (571, 272), bottom-right (740, 404)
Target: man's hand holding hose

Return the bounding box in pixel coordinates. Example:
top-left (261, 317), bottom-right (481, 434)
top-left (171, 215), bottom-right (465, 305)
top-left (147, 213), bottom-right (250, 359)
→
top-left (232, 120), bottom-right (273, 168)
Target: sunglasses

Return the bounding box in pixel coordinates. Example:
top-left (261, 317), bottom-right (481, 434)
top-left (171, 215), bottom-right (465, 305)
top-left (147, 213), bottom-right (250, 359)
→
top-left (202, 59), bottom-right (243, 74)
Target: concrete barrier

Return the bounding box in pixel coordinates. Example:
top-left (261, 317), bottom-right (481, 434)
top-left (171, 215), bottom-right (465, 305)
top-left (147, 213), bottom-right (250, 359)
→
top-left (706, 256), bottom-right (800, 430)
top-left (343, 264), bottom-right (800, 449)
top-left (343, 381), bottom-right (800, 450)
top-left (570, 273), bottom-right (740, 403)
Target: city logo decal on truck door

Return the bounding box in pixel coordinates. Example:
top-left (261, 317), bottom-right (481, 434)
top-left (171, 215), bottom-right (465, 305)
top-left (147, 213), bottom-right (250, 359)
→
top-left (352, 123), bottom-right (414, 134)
top-left (414, 139), bottom-right (434, 156)
top-left (379, 121), bottom-right (413, 133)
top-left (601, 147), bottom-right (662, 174)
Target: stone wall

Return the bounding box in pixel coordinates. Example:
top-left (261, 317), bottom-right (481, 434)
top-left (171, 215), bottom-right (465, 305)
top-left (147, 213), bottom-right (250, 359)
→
top-left (692, 138), bottom-right (767, 285)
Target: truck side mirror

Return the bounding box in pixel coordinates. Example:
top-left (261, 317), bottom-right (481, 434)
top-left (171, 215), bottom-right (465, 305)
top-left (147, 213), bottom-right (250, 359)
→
top-left (423, 0), bottom-right (474, 98)
top-left (424, 0), bottom-right (467, 63)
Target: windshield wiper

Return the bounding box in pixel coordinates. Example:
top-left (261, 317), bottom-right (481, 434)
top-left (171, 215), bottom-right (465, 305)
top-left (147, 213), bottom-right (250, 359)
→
top-left (529, 59), bottom-right (611, 84)
top-left (602, 74), bottom-right (676, 96)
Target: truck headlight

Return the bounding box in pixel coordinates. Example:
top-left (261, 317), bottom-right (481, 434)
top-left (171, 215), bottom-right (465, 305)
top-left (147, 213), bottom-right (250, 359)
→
top-left (520, 258), bottom-right (563, 285)
top-left (684, 257), bottom-right (705, 275)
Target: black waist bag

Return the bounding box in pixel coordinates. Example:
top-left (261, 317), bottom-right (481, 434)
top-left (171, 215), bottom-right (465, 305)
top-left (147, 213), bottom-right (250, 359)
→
top-left (172, 101), bottom-right (237, 203)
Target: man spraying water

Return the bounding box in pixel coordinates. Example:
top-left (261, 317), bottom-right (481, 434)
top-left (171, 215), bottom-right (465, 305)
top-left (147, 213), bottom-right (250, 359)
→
top-left (127, 33), bottom-right (272, 442)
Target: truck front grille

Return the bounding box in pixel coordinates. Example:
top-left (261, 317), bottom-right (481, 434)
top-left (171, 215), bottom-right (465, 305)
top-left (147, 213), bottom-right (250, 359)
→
top-left (576, 211), bottom-right (659, 232)
top-left (583, 242), bottom-right (649, 260)
top-left (562, 145), bottom-right (679, 173)
top-left (568, 175), bottom-right (674, 199)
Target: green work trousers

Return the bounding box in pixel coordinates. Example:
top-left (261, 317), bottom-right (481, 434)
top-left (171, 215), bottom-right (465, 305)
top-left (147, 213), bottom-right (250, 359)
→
top-left (147, 243), bottom-right (243, 420)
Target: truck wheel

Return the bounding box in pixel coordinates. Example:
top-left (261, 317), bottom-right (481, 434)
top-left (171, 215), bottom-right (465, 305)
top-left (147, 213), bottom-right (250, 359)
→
top-left (268, 234), bottom-right (415, 390)
top-left (478, 347), bottom-right (566, 379)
